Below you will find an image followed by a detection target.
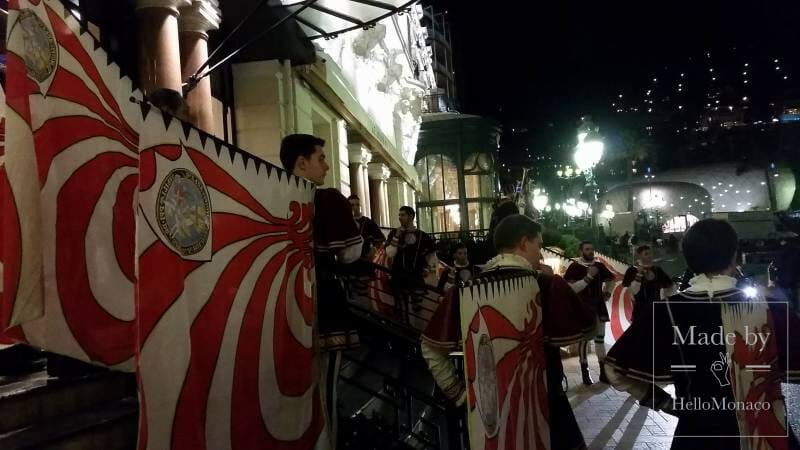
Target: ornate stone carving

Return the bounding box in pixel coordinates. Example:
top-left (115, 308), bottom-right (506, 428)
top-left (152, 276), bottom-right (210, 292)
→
top-left (179, 0), bottom-right (221, 38)
top-left (368, 163), bottom-right (391, 181)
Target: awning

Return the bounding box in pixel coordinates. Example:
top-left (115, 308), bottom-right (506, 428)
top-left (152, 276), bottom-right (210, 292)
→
top-left (273, 0), bottom-right (417, 40)
top-left (189, 0), bottom-right (416, 89)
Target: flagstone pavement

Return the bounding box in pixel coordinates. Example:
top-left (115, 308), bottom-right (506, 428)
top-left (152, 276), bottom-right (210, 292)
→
top-left (563, 355), bottom-right (800, 450)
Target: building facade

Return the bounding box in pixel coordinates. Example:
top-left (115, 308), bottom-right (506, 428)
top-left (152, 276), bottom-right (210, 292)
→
top-left (231, 5), bottom-right (434, 227)
top-left (70, 0), bottom-right (437, 229)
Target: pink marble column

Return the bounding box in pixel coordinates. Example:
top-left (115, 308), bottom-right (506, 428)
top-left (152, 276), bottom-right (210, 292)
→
top-left (135, 0), bottom-right (191, 96)
top-left (179, 0), bottom-right (221, 132)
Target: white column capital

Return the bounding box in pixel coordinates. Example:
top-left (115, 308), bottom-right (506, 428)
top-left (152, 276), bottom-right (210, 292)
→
top-left (179, 0), bottom-right (222, 37)
top-left (135, 0), bottom-right (192, 14)
top-left (348, 144), bottom-right (372, 167)
top-left (368, 163), bottom-right (391, 182)
top-left (387, 176), bottom-right (406, 188)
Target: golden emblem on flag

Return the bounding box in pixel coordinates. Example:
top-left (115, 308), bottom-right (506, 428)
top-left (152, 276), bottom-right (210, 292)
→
top-left (156, 168), bottom-right (212, 256)
top-left (11, 9), bottom-right (58, 83)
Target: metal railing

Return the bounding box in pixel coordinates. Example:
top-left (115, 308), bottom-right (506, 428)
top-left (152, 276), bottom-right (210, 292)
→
top-left (422, 94), bottom-right (459, 114)
top-left (334, 260), bottom-right (446, 342)
top-left (331, 260), bottom-right (468, 449)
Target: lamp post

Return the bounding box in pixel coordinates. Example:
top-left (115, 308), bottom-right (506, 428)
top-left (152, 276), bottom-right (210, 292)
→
top-left (573, 121), bottom-right (604, 230)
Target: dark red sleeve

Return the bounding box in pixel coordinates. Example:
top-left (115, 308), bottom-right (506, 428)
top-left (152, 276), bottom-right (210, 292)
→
top-left (601, 264), bottom-right (615, 282)
top-left (366, 219), bottom-right (386, 243)
top-left (421, 287), bottom-right (461, 349)
top-left (606, 301), bottom-right (676, 382)
top-left (314, 189), bottom-right (362, 252)
top-left (542, 275), bottom-right (597, 346)
top-left (420, 231), bottom-right (436, 256)
top-left (656, 267), bottom-right (674, 288)
top-left (563, 263), bottom-right (586, 282)
top-left (622, 267), bottom-right (638, 287)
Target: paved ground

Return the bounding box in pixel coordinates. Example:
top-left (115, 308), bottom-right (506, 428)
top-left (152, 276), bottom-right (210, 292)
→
top-left (564, 355), bottom-right (677, 449)
top-left (563, 355), bottom-right (800, 449)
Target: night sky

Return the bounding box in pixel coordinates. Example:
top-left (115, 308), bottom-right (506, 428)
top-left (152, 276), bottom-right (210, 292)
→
top-left (436, 0), bottom-right (800, 129)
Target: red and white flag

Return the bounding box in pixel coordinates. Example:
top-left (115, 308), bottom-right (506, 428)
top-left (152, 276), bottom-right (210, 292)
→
top-left (4, 0), bottom-right (142, 368)
top-left (136, 108), bottom-right (325, 450)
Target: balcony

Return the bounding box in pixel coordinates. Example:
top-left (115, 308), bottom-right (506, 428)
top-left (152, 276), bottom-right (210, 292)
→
top-left (423, 94), bottom-right (459, 114)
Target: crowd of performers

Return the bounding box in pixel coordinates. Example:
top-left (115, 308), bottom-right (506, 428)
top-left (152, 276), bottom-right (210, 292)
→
top-left (279, 133), bottom-right (799, 449)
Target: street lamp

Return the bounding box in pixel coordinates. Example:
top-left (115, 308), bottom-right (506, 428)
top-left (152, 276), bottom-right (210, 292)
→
top-left (574, 133), bottom-right (604, 174)
top-left (532, 188), bottom-right (549, 211)
top-left (572, 121), bottom-right (604, 229)
top-left (601, 201), bottom-right (615, 220)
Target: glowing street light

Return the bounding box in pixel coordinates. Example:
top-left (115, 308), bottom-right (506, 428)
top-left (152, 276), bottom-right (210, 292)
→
top-left (532, 190), bottom-right (549, 211)
top-left (600, 201), bottom-right (616, 220)
top-left (574, 131), bottom-right (604, 173)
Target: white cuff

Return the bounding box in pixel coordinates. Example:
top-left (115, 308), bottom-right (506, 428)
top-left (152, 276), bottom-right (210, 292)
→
top-left (570, 279), bottom-right (588, 293)
top-left (336, 237), bottom-right (364, 264)
top-left (421, 340), bottom-right (464, 403)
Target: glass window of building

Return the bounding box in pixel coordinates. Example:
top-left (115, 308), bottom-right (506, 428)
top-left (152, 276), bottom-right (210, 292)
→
top-left (415, 154), bottom-right (459, 202)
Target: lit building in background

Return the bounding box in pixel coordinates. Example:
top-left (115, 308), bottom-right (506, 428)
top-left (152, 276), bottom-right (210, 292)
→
top-left (415, 115), bottom-right (500, 233)
top-left (413, 2), bottom-right (499, 234)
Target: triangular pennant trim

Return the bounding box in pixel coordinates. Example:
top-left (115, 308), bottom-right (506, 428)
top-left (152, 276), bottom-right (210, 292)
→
top-left (161, 111), bottom-right (173, 130)
top-left (180, 121), bottom-right (192, 141)
top-left (139, 101), bottom-right (152, 121)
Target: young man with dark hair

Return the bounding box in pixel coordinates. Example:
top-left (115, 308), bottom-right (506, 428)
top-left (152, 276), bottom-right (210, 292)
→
top-left (348, 194), bottom-right (385, 259)
top-left (436, 242), bottom-right (479, 291)
top-left (421, 215), bottom-right (596, 450)
top-left (605, 219), bottom-right (798, 449)
top-left (385, 206), bottom-right (436, 281)
top-left (623, 245), bottom-right (675, 324)
top-left (279, 134), bottom-right (363, 448)
top-left (563, 241), bottom-right (615, 384)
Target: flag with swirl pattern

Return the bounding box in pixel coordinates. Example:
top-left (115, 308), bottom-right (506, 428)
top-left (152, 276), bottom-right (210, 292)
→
top-left (459, 272), bottom-right (549, 450)
top-left (3, 1), bottom-right (329, 448)
top-left (136, 108), bottom-right (325, 450)
top-left (3, 0), bottom-right (142, 356)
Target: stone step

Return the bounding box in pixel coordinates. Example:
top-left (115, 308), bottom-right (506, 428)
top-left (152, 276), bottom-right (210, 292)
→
top-left (0, 349), bottom-right (135, 435)
top-left (0, 396), bottom-right (138, 450)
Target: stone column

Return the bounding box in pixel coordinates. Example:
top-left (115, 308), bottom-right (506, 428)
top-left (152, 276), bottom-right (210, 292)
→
top-left (369, 163), bottom-right (391, 227)
top-left (179, 0), bottom-right (221, 132)
top-left (386, 177), bottom-right (407, 228)
top-left (136, 0), bottom-right (192, 96)
top-left (362, 165), bottom-right (372, 218)
top-left (348, 145), bottom-right (372, 218)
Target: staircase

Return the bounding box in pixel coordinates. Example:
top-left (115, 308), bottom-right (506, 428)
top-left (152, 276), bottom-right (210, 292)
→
top-left (336, 261), bottom-right (468, 450)
top-left (0, 345), bottom-right (138, 450)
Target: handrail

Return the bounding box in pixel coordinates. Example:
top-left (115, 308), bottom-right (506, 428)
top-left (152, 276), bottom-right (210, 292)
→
top-left (332, 260), bottom-right (446, 342)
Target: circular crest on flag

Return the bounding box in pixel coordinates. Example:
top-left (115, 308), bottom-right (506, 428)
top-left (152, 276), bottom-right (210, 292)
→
top-left (476, 333), bottom-right (499, 438)
top-left (157, 168), bottom-right (211, 256)
top-left (12, 9), bottom-right (58, 83)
